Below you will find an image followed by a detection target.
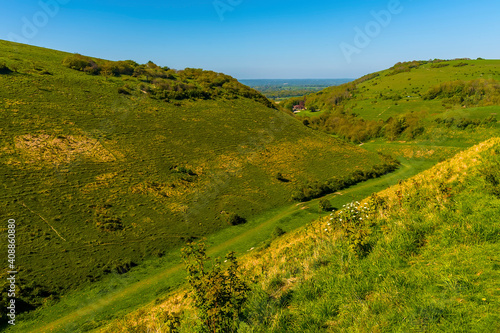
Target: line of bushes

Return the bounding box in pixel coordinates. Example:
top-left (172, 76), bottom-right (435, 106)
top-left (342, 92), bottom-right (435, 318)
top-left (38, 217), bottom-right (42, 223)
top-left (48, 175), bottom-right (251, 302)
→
top-left (423, 78), bottom-right (500, 106)
top-left (291, 154), bottom-right (400, 202)
top-left (304, 109), bottom-right (427, 143)
top-left (62, 54), bottom-right (275, 108)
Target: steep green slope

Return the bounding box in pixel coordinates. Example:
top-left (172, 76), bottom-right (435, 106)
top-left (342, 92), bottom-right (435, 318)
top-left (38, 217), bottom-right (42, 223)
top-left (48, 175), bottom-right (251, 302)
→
top-left (296, 59), bottom-right (500, 149)
top-left (0, 40), bottom-right (389, 316)
top-left (110, 138), bottom-right (500, 332)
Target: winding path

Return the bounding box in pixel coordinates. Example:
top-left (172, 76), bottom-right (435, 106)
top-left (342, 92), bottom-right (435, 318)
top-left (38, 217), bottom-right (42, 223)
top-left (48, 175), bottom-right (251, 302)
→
top-left (25, 161), bottom-right (420, 333)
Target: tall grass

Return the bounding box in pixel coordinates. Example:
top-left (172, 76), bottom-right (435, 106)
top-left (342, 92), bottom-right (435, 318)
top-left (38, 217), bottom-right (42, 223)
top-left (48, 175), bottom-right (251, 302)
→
top-left (117, 138), bottom-right (500, 332)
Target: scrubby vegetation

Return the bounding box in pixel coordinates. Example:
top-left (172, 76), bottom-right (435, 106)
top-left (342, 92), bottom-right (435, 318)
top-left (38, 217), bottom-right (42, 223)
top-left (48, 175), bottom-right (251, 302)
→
top-left (98, 138), bottom-right (500, 333)
top-left (0, 39), bottom-right (390, 325)
top-left (423, 78), bottom-right (500, 106)
top-left (182, 242), bottom-right (249, 332)
top-left (292, 154), bottom-right (399, 202)
top-left (295, 58), bottom-right (500, 144)
top-left (61, 53), bottom-right (275, 108)
top-left (3, 40), bottom-right (500, 332)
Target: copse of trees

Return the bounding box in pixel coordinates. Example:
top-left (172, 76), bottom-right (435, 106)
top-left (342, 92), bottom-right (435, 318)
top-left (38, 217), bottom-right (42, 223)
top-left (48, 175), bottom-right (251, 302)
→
top-left (423, 78), bottom-right (500, 106)
top-left (62, 54), bottom-right (138, 76)
top-left (62, 54), bottom-right (275, 108)
top-left (303, 109), bottom-right (428, 143)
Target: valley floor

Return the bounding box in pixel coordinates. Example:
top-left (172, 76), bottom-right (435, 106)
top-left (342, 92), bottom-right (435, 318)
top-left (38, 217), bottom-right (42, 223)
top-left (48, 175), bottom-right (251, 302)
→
top-left (9, 155), bottom-right (435, 332)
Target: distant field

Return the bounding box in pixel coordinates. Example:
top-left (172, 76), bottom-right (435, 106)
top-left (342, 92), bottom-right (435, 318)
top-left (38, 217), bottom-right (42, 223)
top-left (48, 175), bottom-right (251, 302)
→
top-left (239, 78), bottom-right (353, 100)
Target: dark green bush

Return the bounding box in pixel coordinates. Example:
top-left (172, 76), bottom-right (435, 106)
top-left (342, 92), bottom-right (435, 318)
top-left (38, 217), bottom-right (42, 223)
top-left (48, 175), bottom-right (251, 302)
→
top-left (0, 63), bottom-right (13, 74)
top-left (271, 226), bottom-right (286, 239)
top-left (319, 198), bottom-right (333, 211)
top-left (62, 54), bottom-right (95, 71)
top-left (227, 213), bottom-right (247, 226)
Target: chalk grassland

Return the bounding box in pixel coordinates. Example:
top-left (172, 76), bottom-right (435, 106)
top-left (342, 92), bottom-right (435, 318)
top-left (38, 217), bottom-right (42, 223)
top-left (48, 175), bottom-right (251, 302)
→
top-left (304, 59), bottom-right (500, 121)
top-left (99, 138), bottom-right (500, 332)
top-left (0, 40), bottom-right (386, 321)
top-left (8, 151), bottom-right (433, 333)
top-left (289, 59), bottom-right (500, 166)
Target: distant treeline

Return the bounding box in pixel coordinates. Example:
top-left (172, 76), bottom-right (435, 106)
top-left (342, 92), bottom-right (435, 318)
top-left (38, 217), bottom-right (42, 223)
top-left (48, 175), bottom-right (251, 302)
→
top-left (62, 54), bottom-right (275, 108)
top-left (292, 153), bottom-right (400, 202)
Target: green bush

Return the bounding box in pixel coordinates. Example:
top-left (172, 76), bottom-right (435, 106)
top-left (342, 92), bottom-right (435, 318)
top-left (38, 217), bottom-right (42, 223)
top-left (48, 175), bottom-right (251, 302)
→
top-left (182, 242), bottom-right (249, 332)
top-left (62, 54), bottom-right (95, 71)
top-left (227, 213), bottom-right (247, 226)
top-left (0, 63), bottom-right (13, 74)
top-left (319, 198), bottom-right (333, 211)
top-left (271, 226), bottom-right (286, 239)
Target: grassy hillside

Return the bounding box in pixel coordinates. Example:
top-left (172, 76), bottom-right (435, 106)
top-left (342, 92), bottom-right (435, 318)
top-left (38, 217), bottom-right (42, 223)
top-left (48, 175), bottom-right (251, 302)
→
top-left (102, 137), bottom-right (500, 332)
top-left (0, 40), bottom-right (389, 319)
top-left (295, 59), bottom-right (500, 152)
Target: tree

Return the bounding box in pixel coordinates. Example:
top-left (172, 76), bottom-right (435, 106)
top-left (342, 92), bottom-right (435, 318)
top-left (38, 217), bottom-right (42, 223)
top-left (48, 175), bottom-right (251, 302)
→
top-left (133, 65), bottom-right (150, 82)
top-left (100, 62), bottom-right (114, 78)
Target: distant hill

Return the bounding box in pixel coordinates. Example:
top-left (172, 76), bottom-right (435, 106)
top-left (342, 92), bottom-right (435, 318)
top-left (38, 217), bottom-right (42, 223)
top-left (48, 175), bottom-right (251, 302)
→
top-left (0, 40), bottom-right (389, 316)
top-left (239, 78), bottom-right (353, 87)
top-left (293, 59), bottom-right (500, 145)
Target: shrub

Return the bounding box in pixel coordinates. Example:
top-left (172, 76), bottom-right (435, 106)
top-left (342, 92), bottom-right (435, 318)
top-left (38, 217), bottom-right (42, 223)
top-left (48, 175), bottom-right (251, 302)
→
top-left (227, 213), bottom-right (246, 226)
top-left (117, 87), bottom-right (131, 95)
top-left (176, 166), bottom-right (196, 176)
top-left (62, 54), bottom-right (95, 71)
top-left (275, 172), bottom-right (288, 182)
top-left (182, 242), bottom-right (249, 332)
top-left (331, 201), bottom-right (372, 256)
top-left (319, 198), bottom-right (333, 211)
top-left (0, 63), bottom-right (13, 74)
top-left (431, 63), bottom-right (450, 69)
top-left (271, 226), bottom-right (286, 239)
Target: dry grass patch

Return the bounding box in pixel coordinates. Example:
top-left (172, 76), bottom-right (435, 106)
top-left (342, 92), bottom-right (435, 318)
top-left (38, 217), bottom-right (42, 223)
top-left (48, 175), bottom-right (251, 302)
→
top-left (13, 133), bottom-right (117, 165)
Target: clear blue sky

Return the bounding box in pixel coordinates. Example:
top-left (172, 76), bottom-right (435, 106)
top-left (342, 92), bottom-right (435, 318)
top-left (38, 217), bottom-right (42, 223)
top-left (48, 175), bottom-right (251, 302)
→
top-left (2, 0), bottom-right (499, 79)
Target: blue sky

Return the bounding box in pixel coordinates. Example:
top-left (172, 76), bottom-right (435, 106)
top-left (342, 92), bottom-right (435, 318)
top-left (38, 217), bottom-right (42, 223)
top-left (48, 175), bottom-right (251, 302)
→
top-left (1, 0), bottom-right (499, 79)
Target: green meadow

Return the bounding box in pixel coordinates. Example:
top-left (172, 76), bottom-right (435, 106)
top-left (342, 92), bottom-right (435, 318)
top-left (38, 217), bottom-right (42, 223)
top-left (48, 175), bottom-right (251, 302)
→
top-left (0, 40), bottom-right (388, 329)
top-left (1, 39), bottom-right (500, 332)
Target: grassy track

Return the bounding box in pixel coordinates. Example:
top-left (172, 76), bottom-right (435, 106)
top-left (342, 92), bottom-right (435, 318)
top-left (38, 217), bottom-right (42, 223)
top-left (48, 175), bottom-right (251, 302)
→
top-left (13, 157), bottom-right (433, 333)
